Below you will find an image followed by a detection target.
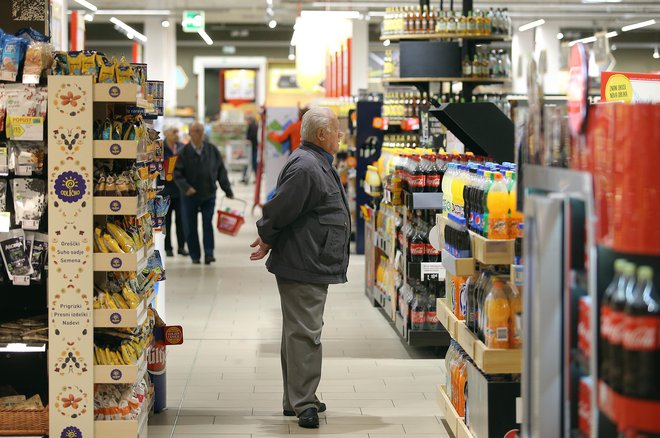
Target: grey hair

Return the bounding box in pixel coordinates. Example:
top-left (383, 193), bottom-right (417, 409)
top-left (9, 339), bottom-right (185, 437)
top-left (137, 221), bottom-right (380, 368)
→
top-left (300, 107), bottom-right (334, 143)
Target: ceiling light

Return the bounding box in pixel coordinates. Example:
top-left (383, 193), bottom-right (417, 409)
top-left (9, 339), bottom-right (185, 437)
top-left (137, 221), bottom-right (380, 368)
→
top-left (606, 31), bottom-right (618, 38)
top-left (518, 19), bottom-right (546, 32)
top-left (569, 36), bottom-right (597, 46)
top-left (581, 0), bottom-right (622, 3)
top-left (654, 47), bottom-right (660, 59)
top-left (127, 32), bottom-right (134, 40)
top-left (161, 20), bottom-right (170, 28)
top-left (268, 19), bottom-right (278, 28)
top-left (266, 7), bottom-right (273, 15)
top-left (84, 13), bottom-right (94, 22)
top-left (74, 0), bottom-right (97, 12)
top-left (557, 32), bottom-right (564, 39)
top-left (621, 19), bottom-right (656, 32)
top-left (198, 30), bottom-right (213, 45)
top-left (300, 10), bottom-right (362, 19)
top-left (94, 9), bottom-right (170, 15)
top-left (383, 39), bottom-right (391, 46)
top-left (110, 17), bottom-right (147, 42)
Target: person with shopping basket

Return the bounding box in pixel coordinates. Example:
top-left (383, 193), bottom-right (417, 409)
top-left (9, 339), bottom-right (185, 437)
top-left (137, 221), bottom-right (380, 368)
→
top-left (250, 107), bottom-right (350, 429)
top-left (175, 121), bottom-right (234, 265)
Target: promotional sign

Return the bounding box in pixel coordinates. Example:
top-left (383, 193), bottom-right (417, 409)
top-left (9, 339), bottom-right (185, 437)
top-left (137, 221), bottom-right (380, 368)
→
top-left (264, 107), bottom-right (298, 201)
top-left (48, 75), bottom-right (94, 438)
top-left (224, 69), bottom-right (256, 104)
top-left (600, 72), bottom-right (660, 103)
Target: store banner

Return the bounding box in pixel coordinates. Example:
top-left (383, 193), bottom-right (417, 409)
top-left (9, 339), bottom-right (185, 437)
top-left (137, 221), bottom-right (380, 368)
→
top-left (47, 75), bottom-right (94, 438)
top-left (264, 107), bottom-right (298, 201)
top-left (600, 72), bottom-right (660, 103)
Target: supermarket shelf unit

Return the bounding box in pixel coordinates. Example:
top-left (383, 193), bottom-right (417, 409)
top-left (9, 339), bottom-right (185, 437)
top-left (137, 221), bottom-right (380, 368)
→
top-left (48, 77), bottom-right (155, 438)
top-left (381, 33), bottom-right (511, 42)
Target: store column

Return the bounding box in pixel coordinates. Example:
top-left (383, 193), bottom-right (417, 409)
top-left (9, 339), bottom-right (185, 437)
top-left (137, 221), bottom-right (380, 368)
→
top-left (511, 21), bottom-right (535, 95)
top-left (351, 19), bottom-right (369, 95)
top-left (144, 17), bottom-right (177, 114)
top-left (535, 21), bottom-right (562, 94)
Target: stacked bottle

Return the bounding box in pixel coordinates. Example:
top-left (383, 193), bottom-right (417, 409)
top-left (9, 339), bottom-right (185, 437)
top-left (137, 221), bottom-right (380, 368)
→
top-left (446, 340), bottom-right (471, 416)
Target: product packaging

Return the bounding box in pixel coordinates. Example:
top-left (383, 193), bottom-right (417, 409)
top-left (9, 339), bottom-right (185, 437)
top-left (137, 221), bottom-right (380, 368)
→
top-left (0, 36), bottom-right (28, 82)
top-left (10, 141), bottom-right (45, 175)
top-left (0, 228), bottom-right (33, 280)
top-left (11, 178), bottom-right (46, 229)
top-left (27, 231), bottom-right (47, 282)
top-left (0, 180), bottom-right (6, 211)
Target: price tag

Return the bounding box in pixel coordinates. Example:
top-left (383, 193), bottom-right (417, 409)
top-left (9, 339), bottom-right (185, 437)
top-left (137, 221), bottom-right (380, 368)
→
top-left (421, 262), bottom-right (445, 281)
top-left (13, 275), bottom-right (31, 286)
top-left (0, 212), bottom-right (10, 232)
top-left (22, 219), bottom-right (39, 230)
top-left (16, 165), bottom-right (33, 176)
top-left (516, 397), bottom-right (523, 424)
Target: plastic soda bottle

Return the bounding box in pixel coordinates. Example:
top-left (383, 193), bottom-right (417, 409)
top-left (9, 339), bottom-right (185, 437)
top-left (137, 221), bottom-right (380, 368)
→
top-left (484, 279), bottom-right (511, 348)
top-left (442, 163), bottom-right (456, 217)
top-left (485, 172), bottom-right (509, 239)
top-left (481, 171), bottom-right (494, 237)
top-left (507, 282), bottom-right (522, 349)
top-left (451, 165), bottom-right (467, 217)
top-left (507, 172), bottom-right (523, 239)
top-left (456, 356), bottom-right (468, 416)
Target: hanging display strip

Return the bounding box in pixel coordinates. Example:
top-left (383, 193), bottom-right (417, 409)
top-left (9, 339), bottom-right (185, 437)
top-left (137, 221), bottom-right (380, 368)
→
top-left (48, 75), bottom-right (95, 438)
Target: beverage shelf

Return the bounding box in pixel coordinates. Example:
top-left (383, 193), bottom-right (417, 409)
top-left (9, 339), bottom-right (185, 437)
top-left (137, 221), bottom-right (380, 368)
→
top-left (381, 33), bottom-right (511, 42)
top-left (93, 139), bottom-right (146, 160)
top-left (469, 231), bottom-right (515, 265)
top-left (94, 244), bottom-right (154, 272)
top-left (384, 77), bottom-right (511, 84)
top-left (522, 164), bottom-right (593, 198)
top-left (94, 292), bottom-right (151, 328)
top-left (437, 384), bottom-right (473, 438)
top-left (442, 249), bottom-right (475, 276)
top-left (94, 348), bottom-right (147, 384)
top-left (94, 399), bottom-right (149, 437)
top-left (93, 196), bottom-right (148, 217)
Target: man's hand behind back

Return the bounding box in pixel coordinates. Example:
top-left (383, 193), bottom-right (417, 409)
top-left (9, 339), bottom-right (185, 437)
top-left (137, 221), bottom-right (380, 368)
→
top-left (185, 187), bottom-right (197, 196)
top-left (250, 238), bottom-right (272, 261)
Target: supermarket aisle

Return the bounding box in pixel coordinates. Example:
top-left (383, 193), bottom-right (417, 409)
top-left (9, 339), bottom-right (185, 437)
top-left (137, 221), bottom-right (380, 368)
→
top-left (148, 182), bottom-right (447, 438)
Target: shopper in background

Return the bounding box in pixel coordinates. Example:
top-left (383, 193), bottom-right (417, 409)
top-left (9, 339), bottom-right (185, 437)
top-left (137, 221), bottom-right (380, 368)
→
top-left (242, 114), bottom-right (259, 184)
top-left (250, 107), bottom-right (350, 429)
top-left (175, 121), bottom-right (234, 265)
top-left (162, 127), bottom-right (188, 257)
top-left (267, 106), bottom-right (309, 154)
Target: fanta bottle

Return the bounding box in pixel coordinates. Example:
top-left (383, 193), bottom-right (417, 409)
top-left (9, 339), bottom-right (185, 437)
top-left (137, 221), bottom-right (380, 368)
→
top-left (486, 172), bottom-right (509, 239)
top-left (508, 172), bottom-right (524, 239)
top-left (484, 279), bottom-right (511, 349)
top-left (506, 282), bottom-right (522, 349)
top-left (456, 356), bottom-right (468, 416)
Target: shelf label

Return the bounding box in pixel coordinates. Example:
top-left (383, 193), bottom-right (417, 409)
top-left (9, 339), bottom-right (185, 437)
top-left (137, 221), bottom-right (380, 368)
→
top-left (13, 275), bottom-right (31, 286)
top-left (8, 116), bottom-right (44, 141)
top-left (421, 262), bottom-right (445, 281)
top-left (516, 397), bottom-right (522, 424)
top-left (512, 265), bottom-right (524, 287)
top-left (22, 219), bottom-right (40, 230)
top-left (15, 164), bottom-right (33, 176)
top-left (0, 213), bottom-right (10, 233)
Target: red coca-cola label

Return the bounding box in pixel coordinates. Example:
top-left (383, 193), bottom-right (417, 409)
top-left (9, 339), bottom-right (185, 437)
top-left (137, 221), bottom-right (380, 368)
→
top-left (426, 311), bottom-right (438, 324)
top-left (600, 305), bottom-right (612, 342)
top-left (425, 243), bottom-right (440, 255)
top-left (578, 378), bottom-right (592, 436)
top-left (412, 310), bottom-right (425, 324)
top-left (578, 297), bottom-right (591, 359)
top-left (623, 315), bottom-right (660, 351)
top-left (410, 175), bottom-right (426, 188)
top-left (410, 243), bottom-right (425, 256)
top-left (148, 344), bottom-right (166, 375)
top-left (607, 310), bottom-right (624, 346)
top-left (426, 174), bottom-right (441, 188)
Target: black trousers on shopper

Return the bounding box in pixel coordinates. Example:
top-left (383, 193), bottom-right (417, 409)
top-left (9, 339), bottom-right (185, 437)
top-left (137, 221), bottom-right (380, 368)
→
top-left (164, 197), bottom-right (186, 252)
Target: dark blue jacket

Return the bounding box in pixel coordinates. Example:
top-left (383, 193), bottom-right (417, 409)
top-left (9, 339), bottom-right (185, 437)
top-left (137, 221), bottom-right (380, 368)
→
top-left (174, 140), bottom-right (234, 201)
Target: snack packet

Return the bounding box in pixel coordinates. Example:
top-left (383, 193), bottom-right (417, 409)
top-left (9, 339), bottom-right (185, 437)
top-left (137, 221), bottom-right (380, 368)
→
top-left (67, 51), bottom-right (83, 75)
top-left (11, 178), bottom-right (46, 228)
top-left (0, 229), bottom-right (33, 280)
top-left (0, 36), bottom-right (28, 82)
top-left (115, 57), bottom-right (134, 84)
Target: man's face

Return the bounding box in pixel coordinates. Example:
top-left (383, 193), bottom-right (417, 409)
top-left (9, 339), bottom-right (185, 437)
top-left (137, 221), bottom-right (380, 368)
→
top-left (189, 125), bottom-right (204, 146)
top-left (318, 115), bottom-right (343, 156)
top-left (166, 129), bottom-right (179, 144)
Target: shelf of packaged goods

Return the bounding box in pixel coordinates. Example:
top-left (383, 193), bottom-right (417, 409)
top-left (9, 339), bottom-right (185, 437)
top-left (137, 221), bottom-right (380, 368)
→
top-left (93, 83), bottom-right (146, 106)
top-left (403, 190), bottom-right (444, 210)
top-left (455, 321), bottom-right (522, 374)
top-left (437, 297), bottom-right (460, 339)
top-left (383, 77), bottom-right (511, 84)
top-left (94, 292), bottom-right (150, 328)
top-left (94, 348), bottom-right (148, 384)
top-left (93, 139), bottom-right (147, 160)
top-left (0, 342), bottom-right (47, 352)
top-left (437, 384), bottom-right (473, 438)
top-left (94, 399), bottom-right (149, 437)
top-left (469, 232), bottom-right (514, 265)
top-left (381, 33), bottom-right (511, 42)
top-left (94, 244), bottom-right (154, 272)
top-left (442, 250), bottom-right (475, 277)
top-left (93, 196), bottom-right (148, 217)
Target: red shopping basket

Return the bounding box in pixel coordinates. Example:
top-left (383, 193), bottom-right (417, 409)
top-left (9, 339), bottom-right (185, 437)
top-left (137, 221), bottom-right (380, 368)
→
top-left (216, 197), bottom-right (246, 236)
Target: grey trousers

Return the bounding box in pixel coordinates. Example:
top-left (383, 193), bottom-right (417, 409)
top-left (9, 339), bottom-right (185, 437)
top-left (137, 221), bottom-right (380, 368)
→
top-left (276, 276), bottom-right (328, 416)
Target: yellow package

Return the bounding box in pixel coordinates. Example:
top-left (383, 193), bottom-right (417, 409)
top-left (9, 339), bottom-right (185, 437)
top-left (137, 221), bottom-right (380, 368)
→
top-left (67, 51), bottom-right (83, 75)
top-left (115, 57), bottom-right (134, 84)
top-left (97, 56), bottom-right (116, 83)
top-left (82, 51), bottom-right (98, 76)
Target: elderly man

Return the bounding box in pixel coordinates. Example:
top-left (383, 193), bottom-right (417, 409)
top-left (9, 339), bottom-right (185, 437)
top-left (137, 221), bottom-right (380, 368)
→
top-left (162, 126), bottom-right (188, 257)
top-left (250, 107), bottom-right (350, 429)
top-left (174, 122), bottom-right (234, 265)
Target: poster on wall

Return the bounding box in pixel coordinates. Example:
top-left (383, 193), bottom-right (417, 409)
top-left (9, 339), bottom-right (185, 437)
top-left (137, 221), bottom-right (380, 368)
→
top-left (264, 107), bottom-right (298, 201)
top-left (224, 69), bottom-right (256, 104)
top-left (600, 71), bottom-right (660, 103)
top-left (268, 67), bottom-right (302, 93)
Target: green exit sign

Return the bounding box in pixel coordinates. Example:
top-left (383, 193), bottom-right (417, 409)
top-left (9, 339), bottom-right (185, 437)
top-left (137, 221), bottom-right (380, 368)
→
top-left (182, 10), bottom-right (205, 32)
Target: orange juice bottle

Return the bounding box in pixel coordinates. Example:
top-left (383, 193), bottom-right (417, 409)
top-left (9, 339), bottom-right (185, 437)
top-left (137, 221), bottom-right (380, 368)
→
top-left (456, 357), bottom-right (468, 416)
top-left (484, 279), bottom-right (511, 348)
top-left (486, 172), bottom-right (509, 239)
top-left (507, 171), bottom-right (524, 239)
top-left (506, 282), bottom-right (522, 349)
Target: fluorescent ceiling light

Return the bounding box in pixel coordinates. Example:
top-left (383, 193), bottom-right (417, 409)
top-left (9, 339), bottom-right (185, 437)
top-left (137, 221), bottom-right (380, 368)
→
top-left (84, 13), bottom-right (94, 22)
top-left (198, 30), bottom-right (213, 45)
top-left (621, 19), bottom-right (656, 32)
top-left (95, 9), bottom-right (170, 16)
top-left (569, 35), bottom-right (597, 46)
top-left (110, 17), bottom-right (147, 42)
top-left (606, 31), bottom-right (618, 38)
top-left (301, 10), bottom-right (362, 19)
top-left (518, 19), bottom-right (545, 32)
top-left (654, 47), bottom-right (659, 59)
top-left (74, 0), bottom-right (97, 12)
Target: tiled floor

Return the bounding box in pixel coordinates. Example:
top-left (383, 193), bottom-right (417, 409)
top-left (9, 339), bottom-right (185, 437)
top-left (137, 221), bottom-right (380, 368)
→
top-left (150, 182), bottom-right (447, 437)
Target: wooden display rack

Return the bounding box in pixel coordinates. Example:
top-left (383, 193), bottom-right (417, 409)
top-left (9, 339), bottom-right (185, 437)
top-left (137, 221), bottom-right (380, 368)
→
top-left (442, 250), bottom-right (475, 277)
top-left (469, 231), bottom-right (515, 265)
top-left (94, 350), bottom-right (148, 384)
top-left (437, 385), bottom-right (473, 438)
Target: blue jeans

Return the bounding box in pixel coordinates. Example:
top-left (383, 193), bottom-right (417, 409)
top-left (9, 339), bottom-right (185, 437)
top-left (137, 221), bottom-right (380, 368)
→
top-left (181, 195), bottom-right (216, 261)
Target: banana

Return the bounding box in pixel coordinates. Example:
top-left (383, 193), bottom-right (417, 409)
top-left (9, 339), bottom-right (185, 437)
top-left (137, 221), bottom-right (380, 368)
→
top-left (106, 348), bottom-right (117, 365)
top-left (102, 234), bottom-right (124, 254)
top-left (107, 223), bottom-right (136, 253)
top-left (104, 292), bottom-right (118, 309)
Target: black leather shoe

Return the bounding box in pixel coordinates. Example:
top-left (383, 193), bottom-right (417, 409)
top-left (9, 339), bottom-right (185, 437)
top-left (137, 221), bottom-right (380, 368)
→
top-left (284, 403), bottom-right (325, 417)
top-left (165, 250), bottom-right (174, 257)
top-left (192, 259), bottom-right (201, 264)
top-left (297, 408), bottom-right (319, 429)
top-left (178, 249), bottom-right (189, 256)
top-left (204, 256), bottom-right (216, 265)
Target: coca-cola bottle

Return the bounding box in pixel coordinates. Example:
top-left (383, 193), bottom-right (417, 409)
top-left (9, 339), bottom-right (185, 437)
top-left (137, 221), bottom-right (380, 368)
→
top-left (424, 221), bottom-right (441, 262)
top-left (426, 155), bottom-right (441, 192)
top-left (411, 291), bottom-right (426, 330)
top-left (426, 293), bottom-right (441, 331)
top-left (623, 266), bottom-right (659, 400)
top-left (600, 259), bottom-right (627, 385)
top-left (608, 262), bottom-right (637, 392)
top-left (410, 156), bottom-right (426, 193)
top-left (409, 219), bottom-right (425, 263)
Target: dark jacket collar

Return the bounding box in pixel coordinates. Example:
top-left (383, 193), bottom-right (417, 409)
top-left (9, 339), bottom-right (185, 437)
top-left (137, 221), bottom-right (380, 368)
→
top-left (300, 141), bottom-right (334, 168)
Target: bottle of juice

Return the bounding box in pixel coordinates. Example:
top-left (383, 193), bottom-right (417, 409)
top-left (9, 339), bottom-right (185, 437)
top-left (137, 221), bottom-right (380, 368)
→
top-left (451, 165), bottom-right (467, 217)
top-left (442, 162), bottom-right (456, 217)
top-left (456, 356), bottom-right (468, 416)
top-left (486, 172), bottom-right (509, 239)
top-left (508, 172), bottom-right (524, 239)
top-left (484, 279), bottom-right (511, 348)
top-left (481, 171), bottom-right (494, 237)
top-left (506, 282), bottom-right (522, 349)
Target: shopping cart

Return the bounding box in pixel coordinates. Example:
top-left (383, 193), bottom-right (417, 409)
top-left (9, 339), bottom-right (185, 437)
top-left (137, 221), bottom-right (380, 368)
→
top-left (216, 197), bottom-right (246, 236)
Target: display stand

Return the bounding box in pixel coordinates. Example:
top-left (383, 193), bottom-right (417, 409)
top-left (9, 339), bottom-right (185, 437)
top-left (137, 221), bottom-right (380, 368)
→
top-left (48, 76), bottom-right (154, 438)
